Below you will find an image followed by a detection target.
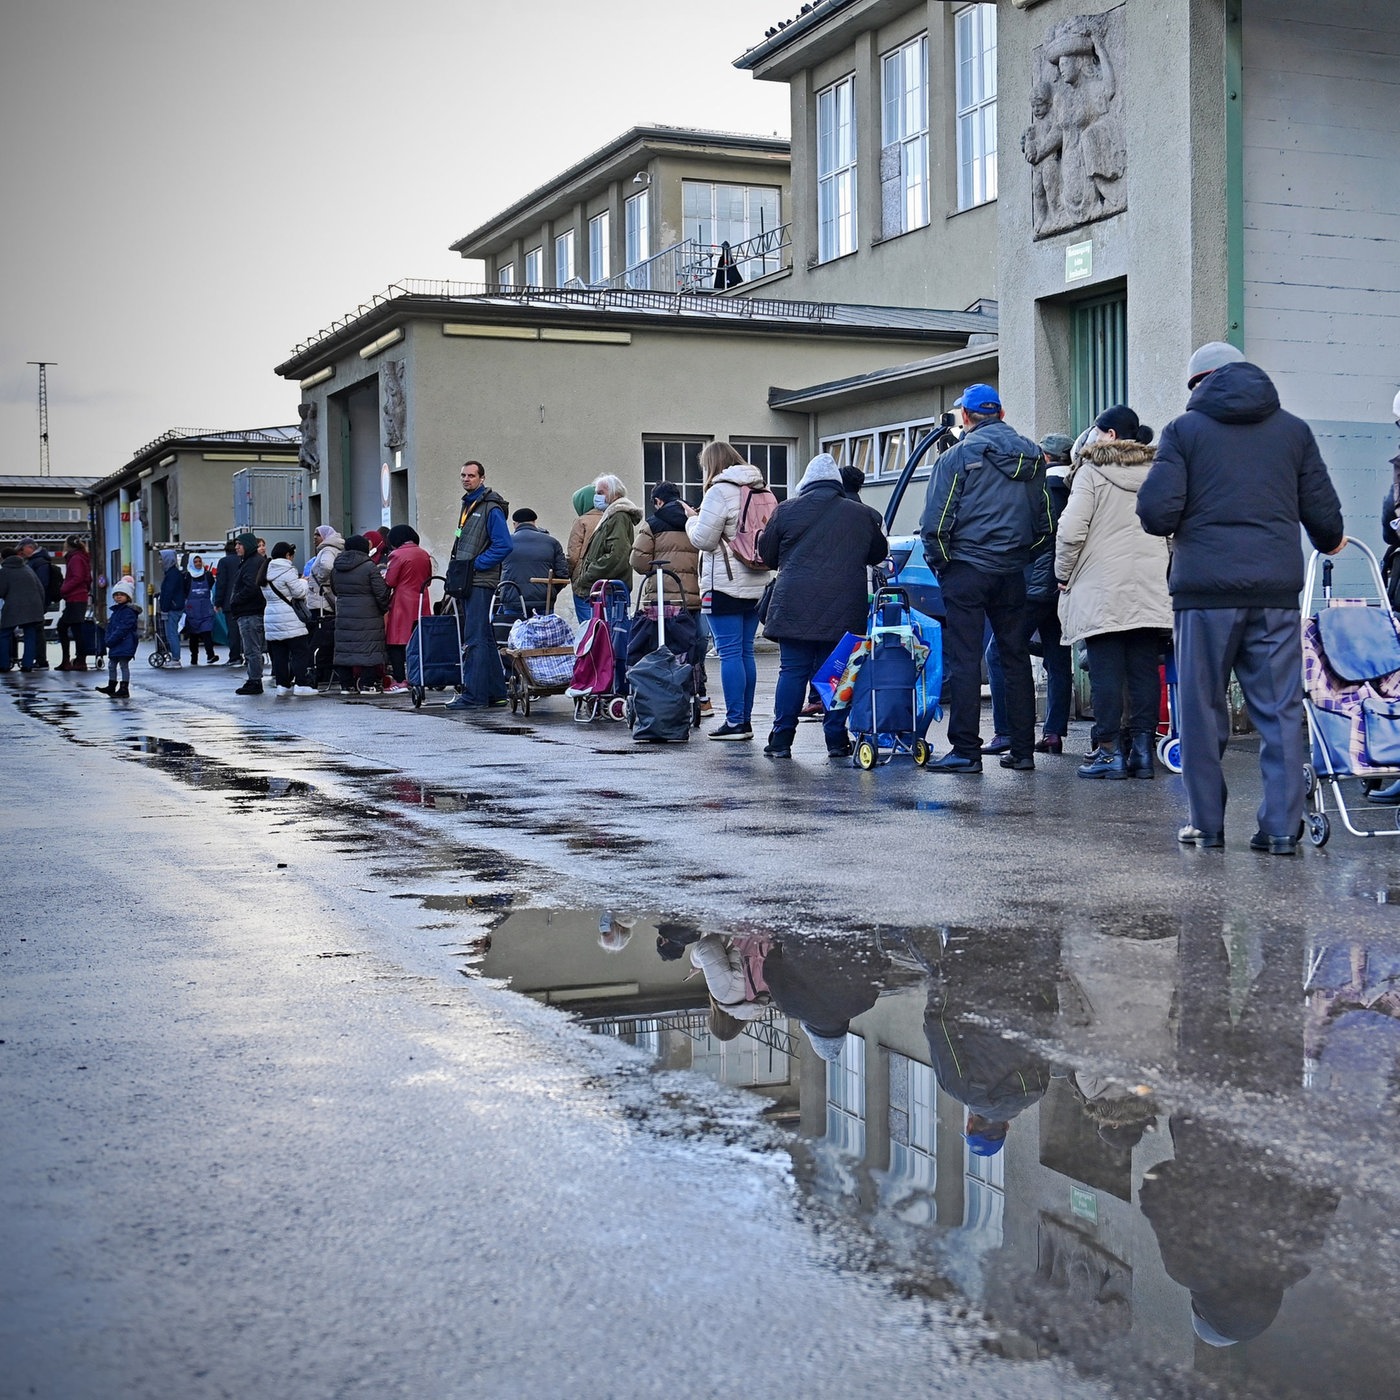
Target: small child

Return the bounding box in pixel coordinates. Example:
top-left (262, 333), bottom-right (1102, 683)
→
top-left (97, 579), bottom-right (141, 698)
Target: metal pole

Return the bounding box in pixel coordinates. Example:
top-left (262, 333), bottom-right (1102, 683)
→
top-left (27, 361), bottom-right (56, 476)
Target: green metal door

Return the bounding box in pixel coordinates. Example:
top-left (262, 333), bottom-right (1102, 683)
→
top-left (1070, 293), bottom-right (1128, 435)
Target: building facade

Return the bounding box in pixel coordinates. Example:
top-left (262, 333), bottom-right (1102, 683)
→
top-left (0, 476), bottom-right (98, 551)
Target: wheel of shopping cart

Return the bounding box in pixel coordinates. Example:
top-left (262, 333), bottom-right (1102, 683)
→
top-left (148, 650), bottom-right (166, 668)
top-left (1303, 763), bottom-right (1316, 797)
top-left (1306, 811), bottom-right (1331, 848)
top-left (1156, 735), bottom-right (1183, 773)
top-left (855, 738), bottom-right (878, 771)
top-left (606, 696), bottom-right (628, 722)
top-left (912, 738), bottom-right (931, 767)
top-left (410, 684), bottom-right (425, 708)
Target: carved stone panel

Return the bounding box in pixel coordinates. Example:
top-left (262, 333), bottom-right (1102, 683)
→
top-left (297, 402), bottom-right (320, 473)
top-left (1022, 8), bottom-right (1127, 240)
top-left (381, 360), bottom-right (407, 450)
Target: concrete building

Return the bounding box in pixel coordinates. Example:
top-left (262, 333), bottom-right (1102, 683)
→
top-left (0, 476), bottom-right (98, 551)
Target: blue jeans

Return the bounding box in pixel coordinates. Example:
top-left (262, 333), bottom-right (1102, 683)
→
top-left (165, 611), bottom-right (183, 659)
top-left (573, 593), bottom-right (591, 623)
top-left (1, 623), bottom-right (41, 671)
top-left (771, 639), bottom-right (849, 751)
top-left (707, 607), bottom-right (759, 726)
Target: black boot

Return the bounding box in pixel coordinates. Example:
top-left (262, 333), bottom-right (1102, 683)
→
top-left (1126, 732), bottom-right (1155, 779)
top-left (1078, 745), bottom-right (1126, 780)
top-left (115, 681), bottom-right (130, 698)
top-left (96, 681), bottom-right (116, 696)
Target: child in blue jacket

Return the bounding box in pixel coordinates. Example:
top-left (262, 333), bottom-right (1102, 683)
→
top-left (97, 580), bottom-right (141, 698)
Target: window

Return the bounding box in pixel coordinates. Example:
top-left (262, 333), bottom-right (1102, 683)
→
top-left (625, 190), bottom-right (650, 285)
top-left (887, 1053), bottom-right (937, 1221)
top-left (524, 246), bottom-right (543, 286)
top-left (588, 210), bottom-right (611, 283)
top-left (554, 229), bottom-right (576, 286)
top-left (730, 440), bottom-right (792, 500)
top-left (496, 261), bottom-right (514, 289)
top-left (824, 418), bottom-right (937, 481)
top-left (825, 1033), bottom-right (866, 1159)
top-left (963, 1135), bottom-right (1005, 1243)
top-left (642, 437), bottom-right (710, 508)
top-left (955, 4), bottom-right (998, 209)
top-left (882, 35), bottom-right (929, 236)
top-left (817, 75), bottom-right (857, 260)
top-left (682, 182), bottom-right (782, 275)
top-left (1071, 293), bottom-right (1128, 435)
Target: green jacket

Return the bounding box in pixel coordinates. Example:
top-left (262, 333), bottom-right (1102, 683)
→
top-left (574, 498), bottom-right (641, 595)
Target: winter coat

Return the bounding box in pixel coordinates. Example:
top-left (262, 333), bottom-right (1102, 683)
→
top-left (1054, 441), bottom-right (1173, 644)
top-left (1138, 362), bottom-right (1345, 610)
top-left (501, 524), bottom-right (569, 615)
top-left (104, 600), bottom-right (142, 660)
top-left (59, 548), bottom-right (91, 606)
top-left (0, 554), bottom-right (46, 628)
top-left (184, 571), bottom-right (215, 634)
top-left (1025, 469), bottom-right (1070, 601)
top-left (159, 563), bottom-right (189, 614)
top-left (685, 464), bottom-right (773, 604)
top-left (923, 1001), bottom-right (1051, 1121)
top-left (326, 548), bottom-right (389, 666)
top-left (25, 548), bottom-right (55, 604)
top-left (212, 552), bottom-right (240, 610)
top-left (688, 937), bottom-right (768, 1021)
top-left (920, 419), bottom-right (1054, 575)
top-left (758, 480), bottom-right (887, 643)
top-left (227, 553), bottom-right (267, 617)
top-left (763, 934), bottom-right (889, 1036)
top-left (567, 506), bottom-right (604, 599)
top-left (383, 541), bottom-right (434, 646)
top-left (574, 497), bottom-right (642, 596)
top-left (309, 533), bottom-right (345, 613)
top-left (260, 557), bottom-right (310, 641)
top-left (630, 502), bottom-right (701, 608)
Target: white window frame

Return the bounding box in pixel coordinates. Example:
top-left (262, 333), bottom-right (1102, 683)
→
top-left (524, 246), bottom-right (543, 287)
top-left (496, 261), bottom-right (514, 289)
top-left (588, 210), bottom-right (611, 283)
top-left (955, 4), bottom-right (998, 210)
top-left (681, 182), bottom-right (783, 274)
top-left (823, 415), bottom-right (939, 483)
top-left (882, 34), bottom-right (930, 235)
top-left (816, 75), bottom-right (857, 261)
top-left (729, 439), bottom-right (793, 501)
top-left (554, 228), bottom-right (576, 286)
top-left (624, 190), bottom-right (650, 285)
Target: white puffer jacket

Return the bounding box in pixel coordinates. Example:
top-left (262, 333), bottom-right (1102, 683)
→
top-left (685, 463), bottom-right (773, 603)
top-left (688, 936), bottom-right (768, 1020)
top-left (261, 556), bottom-right (310, 641)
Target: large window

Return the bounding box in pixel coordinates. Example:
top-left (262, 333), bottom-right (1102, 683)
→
top-left (496, 261), bottom-right (514, 289)
top-left (524, 246), bottom-right (543, 286)
top-left (825, 1033), bottom-right (866, 1160)
top-left (824, 416), bottom-right (939, 481)
top-left (817, 75), bottom-right (857, 261)
top-left (730, 440), bottom-right (792, 500)
top-left (624, 190), bottom-right (650, 285)
top-left (554, 228), bottom-right (576, 286)
top-left (882, 34), bottom-right (929, 236)
top-left (682, 182), bottom-right (782, 273)
top-left (588, 210), bottom-right (611, 284)
top-left (955, 4), bottom-right (998, 209)
top-left (642, 437), bottom-right (710, 508)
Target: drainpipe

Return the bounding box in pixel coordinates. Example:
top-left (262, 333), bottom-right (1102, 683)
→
top-left (1224, 0), bottom-right (1244, 349)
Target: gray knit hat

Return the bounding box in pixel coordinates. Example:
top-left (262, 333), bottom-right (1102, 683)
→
top-left (1186, 341), bottom-right (1246, 386)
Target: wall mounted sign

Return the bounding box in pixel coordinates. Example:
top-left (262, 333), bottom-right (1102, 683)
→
top-left (1065, 240), bottom-right (1094, 282)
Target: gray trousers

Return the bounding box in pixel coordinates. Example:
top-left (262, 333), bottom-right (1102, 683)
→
top-left (1175, 607), bottom-right (1305, 838)
top-left (237, 615), bottom-right (266, 682)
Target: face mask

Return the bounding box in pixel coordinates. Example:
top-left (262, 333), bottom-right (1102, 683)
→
top-left (593, 493), bottom-right (608, 510)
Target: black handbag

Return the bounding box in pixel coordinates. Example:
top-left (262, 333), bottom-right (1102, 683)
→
top-left (268, 577), bottom-right (311, 628)
top-left (443, 558), bottom-right (475, 597)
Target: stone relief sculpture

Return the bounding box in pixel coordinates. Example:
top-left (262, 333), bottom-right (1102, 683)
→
top-left (297, 401), bottom-right (320, 473)
top-left (382, 360), bottom-right (407, 450)
top-left (1023, 9), bottom-right (1127, 239)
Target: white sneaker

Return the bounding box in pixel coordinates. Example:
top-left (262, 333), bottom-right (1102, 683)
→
top-left (166, 658), bottom-right (182, 667)
top-left (292, 685), bottom-right (318, 696)
top-left (275, 685), bottom-right (293, 696)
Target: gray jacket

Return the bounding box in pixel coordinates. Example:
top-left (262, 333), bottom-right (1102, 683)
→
top-left (0, 554), bottom-right (47, 629)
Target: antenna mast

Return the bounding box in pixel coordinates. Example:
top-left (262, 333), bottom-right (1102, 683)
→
top-left (27, 361), bottom-right (56, 476)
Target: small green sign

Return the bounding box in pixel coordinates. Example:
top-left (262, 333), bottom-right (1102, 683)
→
top-left (1070, 1185), bottom-right (1098, 1223)
top-left (1065, 241), bottom-right (1093, 283)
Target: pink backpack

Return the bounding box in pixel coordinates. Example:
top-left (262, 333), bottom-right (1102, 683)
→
top-left (723, 485), bottom-right (778, 572)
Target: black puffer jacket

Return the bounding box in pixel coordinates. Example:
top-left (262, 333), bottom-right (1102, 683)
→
top-left (763, 934), bottom-right (889, 1037)
top-left (757, 480), bottom-right (887, 642)
top-left (326, 549), bottom-right (389, 666)
top-left (1138, 362), bottom-right (1344, 609)
top-left (227, 553), bottom-right (267, 617)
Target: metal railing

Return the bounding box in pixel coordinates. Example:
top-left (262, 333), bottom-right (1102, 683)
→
top-left (583, 1005), bottom-right (799, 1057)
top-left (602, 224), bottom-right (792, 294)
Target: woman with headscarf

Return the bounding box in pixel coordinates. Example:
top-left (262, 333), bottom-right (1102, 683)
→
top-left (183, 554), bottom-right (218, 664)
top-left (325, 533), bottom-right (390, 693)
top-left (756, 453), bottom-right (887, 758)
top-left (566, 485), bottom-right (604, 623)
top-left (1055, 404), bottom-right (1173, 779)
top-left (308, 524), bottom-right (345, 686)
top-left (382, 524), bottom-right (434, 693)
top-left (363, 528), bottom-right (388, 567)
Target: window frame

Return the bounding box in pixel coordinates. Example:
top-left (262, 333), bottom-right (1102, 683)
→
top-left (496, 261), bottom-right (514, 289)
top-left (822, 415), bottom-right (940, 483)
top-left (642, 436), bottom-right (712, 509)
top-left (816, 74), bottom-right (858, 262)
top-left (729, 438), bottom-right (794, 501)
top-left (681, 181), bottom-right (783, 274)
top-left (624, 190), bottom-right (651, 283)
top-left (554, 228), bottom-right (576, 287)
top-left (587, 210), bottom-right (611, 283)
top-left (881, 33), bottom-right (930, 236)
top-left (524, 246), bottom-right (543, 287)
top-left (955, 3), bottom-right (998, 211)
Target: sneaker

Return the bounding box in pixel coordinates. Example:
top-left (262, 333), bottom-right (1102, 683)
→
top-left (222, 657), bottom-right (242, 667)
top-left (382, 680), bottom-right (409, 694)
top-left (708, 722), bottom-right (753, 741)
top-left (165, 658), bottom-right (182, 668)
top-left (698, 698), bottom-right (714, 718)
top-left (274, 685), bottom-right (293, 696)
top-left (292, 685), bottom-right (319, 697)
top-left (234, 681), bottom-right (264, 696)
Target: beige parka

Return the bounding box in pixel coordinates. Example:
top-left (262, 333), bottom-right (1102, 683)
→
top-left (1055, 439), bottom-right (1173, 645)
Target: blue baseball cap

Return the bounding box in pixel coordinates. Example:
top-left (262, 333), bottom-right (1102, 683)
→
top-left (965, 1131), bottom-right (1006, 1157)
top-left (956, 383), bottom-right (1002, 414)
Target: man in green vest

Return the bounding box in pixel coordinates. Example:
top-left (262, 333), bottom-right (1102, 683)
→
top-left (445, 459), bottom-right (512, 709)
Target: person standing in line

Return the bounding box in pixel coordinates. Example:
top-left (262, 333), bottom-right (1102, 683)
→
top-left (55, 535), bottom-right (92, 671)
top-left (919, 384), bottom-right (1053, 774)
top-left (1055, 404), bottom-right (1173, 780)
top-left (213, 539), bottom-right (244, 666)
top-left (325, 534), bottom-right (390, 694)
top-left (308, 525), bottom-right (345, 686)
top-left (572, 475), bottom-right (641, 600)
top-left (261, 541), bottom-right (315, 695)
top-left (1367, 391), bottom-right (1400, 807)
top-left (1138, 342), bottom-right (1346, 854)
top-left (381, 524), bottom-right (434, 693)
top-left (157, 549), bottom-right (188, 667)
top-left (96, 578), bottom-right (141, 697)
top-left (18, 538), bottom-right (56, 668)
top-left (757, 453), bottom-right (887, 758)
top-left (501, 508), bottom-right (569, 619)
top-left (566, 486), bottom-right (605, 623)
top-left (228, 533), bottom-right (269, 696)
top-left (444, 460), bottom-right (511, 710)
top-left (182, 555), bottom-right (218, 664)
top-left (686, 442), bottom-right (773, 740)
top-left (0, 547), bottom-right (47, 672)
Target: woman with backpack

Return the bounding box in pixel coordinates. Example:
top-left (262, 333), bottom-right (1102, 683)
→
top-left (685, 441), bottom-right (774, 740)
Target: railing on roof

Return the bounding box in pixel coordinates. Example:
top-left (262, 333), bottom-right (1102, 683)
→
top-left (602, 224), bottom-right (791, 294)
top-left (582, 1005), bottom-right (799, 1058)
top-left (129, 425), bottom-right (301, 459)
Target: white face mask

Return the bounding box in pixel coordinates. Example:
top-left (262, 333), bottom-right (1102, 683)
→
top-left (1083, 426), bottom-right (1107, 448)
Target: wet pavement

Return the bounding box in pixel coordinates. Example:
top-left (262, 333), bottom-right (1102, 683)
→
top-left (4, 660), bottom-right (1400, 1398)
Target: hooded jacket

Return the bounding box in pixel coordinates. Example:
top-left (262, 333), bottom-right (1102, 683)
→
top-left (920, 419), bottom-right (1053, 575)
top-left (685, 463), bottom-right (773, 603)
top-left (261, 556), bottom-right (310, 641)
top-left (1137, 362), bottom-right (1344, 609)
top-left (104, 600), bottom-right (142, 660)
top-left (383, 539), bottom-right (434, 645)
top-left (228, 537), bottom-right (267, 618)
top-left (1054, 440), bottom-right (1173, 643)
top-left (630, 500), bottom-right (701, 609)
top-left (574, 496), bottom-right (642, 596)
top-left (59, 547), bottom-right (91, 606)
top-left (0, 554), bottom-right (47, 629)
top-left (567, 487), bottom-right (604, 599)
top-left (326, 548), bottom-right (389, 666)
top-left (212, 548), bottom-right (240, 610)
top-left (309, 531), bottom-right (345, 613)
top-left (158, 553), bottom-right (189, 613)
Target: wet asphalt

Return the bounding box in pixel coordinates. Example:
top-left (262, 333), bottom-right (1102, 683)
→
top-left (3, 658), bottom-right (1400, 1398)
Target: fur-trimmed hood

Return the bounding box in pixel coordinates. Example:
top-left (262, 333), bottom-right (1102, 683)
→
top-left (1076, 437), bottom-right (1157, 492)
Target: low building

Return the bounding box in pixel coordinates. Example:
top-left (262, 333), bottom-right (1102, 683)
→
top-left (0, 476), bottom-right (99, 551)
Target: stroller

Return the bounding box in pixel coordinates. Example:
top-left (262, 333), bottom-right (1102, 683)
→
top-left (406, 576), bottom-right (465, 708)
top-left (829, 588), bottom-right (942, 769)
top-left (568, 580), bottom-right (631, 721)
top-left (1301, 540), bottom-right (1400, 846)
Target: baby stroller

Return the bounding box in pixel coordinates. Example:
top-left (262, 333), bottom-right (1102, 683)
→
top-left (831, 588), bottom-right (942, 770)
top-left (568, 580), bottom-right (631, 721)
top-left (407, 576), bottom-right (465, 708)
top-left (1301, 540), bottom-right (1400, 846)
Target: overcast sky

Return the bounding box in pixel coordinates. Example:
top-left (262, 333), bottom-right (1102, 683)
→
top-left (0, 0), bottom-right (790, 477)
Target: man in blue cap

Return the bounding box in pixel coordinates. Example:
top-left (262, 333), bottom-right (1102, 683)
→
top-left (920, 384), bottom-right (1052, 773)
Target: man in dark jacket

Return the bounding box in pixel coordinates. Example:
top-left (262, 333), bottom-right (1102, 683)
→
top-left (18, 538), bottom-right (55, 667)
top-left (500, 509), bottom-right (568, 619)
top-left (212, 539), bottom-right (244, 665)
top-left (757, 453), bottom-right (887, 758)
top-left (1138, 343), bottom-right (1346, 853)
top-left (157, 548), bottom-right (188, 667)
top-left (227, 532), bottom-right (268, 695)
top-left (920, 384), bottom-right (1052, 773)
top-left (0, 548), bottom-right (48, 671)
top-left (445, 459), bottom-right (511, 709)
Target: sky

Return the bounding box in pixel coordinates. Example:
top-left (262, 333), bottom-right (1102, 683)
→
top-left (0, 0), bottom-right (791, 478)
